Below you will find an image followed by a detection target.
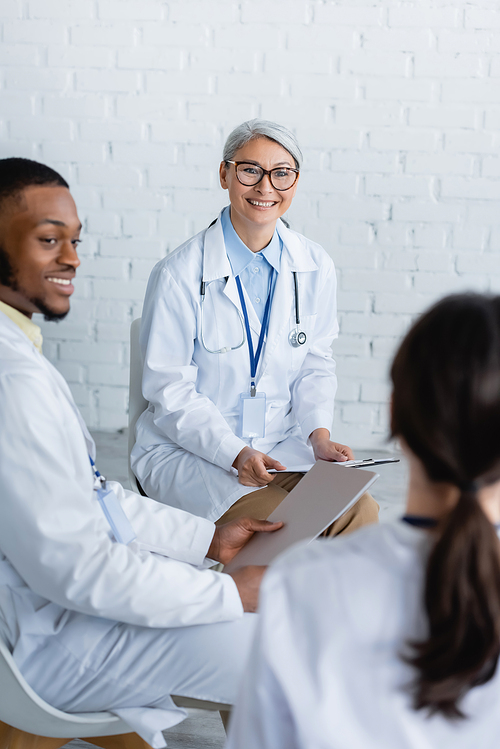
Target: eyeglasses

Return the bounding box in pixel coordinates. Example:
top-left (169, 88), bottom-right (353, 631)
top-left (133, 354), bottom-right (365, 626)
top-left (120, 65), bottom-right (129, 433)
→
top-left (226, 161), bottom-right (299, 191)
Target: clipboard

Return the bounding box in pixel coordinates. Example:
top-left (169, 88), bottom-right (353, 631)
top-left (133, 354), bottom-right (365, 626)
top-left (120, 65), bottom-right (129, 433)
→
top-left (224, 461), bottom-right (378, 572)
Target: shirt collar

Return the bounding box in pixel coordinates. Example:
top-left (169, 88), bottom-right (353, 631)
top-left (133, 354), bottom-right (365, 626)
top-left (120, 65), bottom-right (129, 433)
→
top-left (0, 300), bottom-right (43, 353)
top-left (221, 206), bottom-right (281, 277)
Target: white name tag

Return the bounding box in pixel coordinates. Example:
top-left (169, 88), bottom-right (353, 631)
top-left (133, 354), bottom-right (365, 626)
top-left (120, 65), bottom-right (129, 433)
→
top-left (96, 486), bottom-right (137, 545)
top-left (238, 391), bottom-right (266, 439)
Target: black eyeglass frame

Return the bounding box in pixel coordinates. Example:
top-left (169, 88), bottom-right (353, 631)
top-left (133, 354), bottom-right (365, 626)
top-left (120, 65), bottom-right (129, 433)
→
top-left (225, 161), bottom-right (300, 191)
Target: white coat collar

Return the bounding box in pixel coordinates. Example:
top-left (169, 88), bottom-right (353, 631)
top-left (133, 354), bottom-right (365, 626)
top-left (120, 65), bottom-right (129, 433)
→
top-left (0, 311), bottom-right (96, 461)
top-left (201, 211), bottom-right (319, 342)
top-left (0, 309), bottom-right (41, 359)
top-left (276, 220), bottom-right (318, 273)
top-left (202, 216), bottom-right (232, 283)
top-left (0, 301), bottom-right (43, 353)
top-left (201, 210), bottom-right (318, 282)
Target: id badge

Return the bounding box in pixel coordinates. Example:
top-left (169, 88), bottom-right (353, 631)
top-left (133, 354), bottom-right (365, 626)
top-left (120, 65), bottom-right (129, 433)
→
top-left (238, 391), bottom-right (266, 439)
top-left (96, 486), bottom-right (137, 545)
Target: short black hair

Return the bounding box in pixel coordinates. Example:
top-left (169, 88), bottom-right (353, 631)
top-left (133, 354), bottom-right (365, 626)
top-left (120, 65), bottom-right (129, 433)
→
top-left (0, 158), bottom-right (69, 212)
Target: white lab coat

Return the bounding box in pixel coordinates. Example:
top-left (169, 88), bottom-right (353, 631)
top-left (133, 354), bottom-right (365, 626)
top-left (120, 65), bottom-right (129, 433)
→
top-left (0, 312), bottom-right (247, 747)
top-left (131, 212), bottom-right (338, 520)
top-left (227, 521), bottom-right (500, 749)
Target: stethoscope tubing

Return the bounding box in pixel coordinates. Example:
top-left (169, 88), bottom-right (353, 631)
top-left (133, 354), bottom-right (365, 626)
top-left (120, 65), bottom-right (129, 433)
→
top-left (293, 270), bottom-right (300, 325)
top-left (199, 279), bottom-right (246, 354)
top-left (199, 271), bottom-right (306, 354)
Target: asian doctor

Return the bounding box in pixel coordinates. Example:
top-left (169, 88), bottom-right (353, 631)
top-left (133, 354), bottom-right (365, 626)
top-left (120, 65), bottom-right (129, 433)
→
top-left (131, 119), bottom-right (379, 530)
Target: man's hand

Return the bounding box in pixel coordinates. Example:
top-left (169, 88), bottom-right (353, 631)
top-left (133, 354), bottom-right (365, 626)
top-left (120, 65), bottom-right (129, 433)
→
top-left (208, 516), bottom-right (284, 566)
top-left (309, 428), bottom-right (354, 463)
top-left (228, 566), bottom-right (267, 613)
top-left (233, 446), bottom-right (286, 486)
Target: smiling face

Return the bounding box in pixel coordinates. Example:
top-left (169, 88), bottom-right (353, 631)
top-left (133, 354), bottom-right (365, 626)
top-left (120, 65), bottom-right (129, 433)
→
top-left (219, 136), bottom-right (299, 249)
top-left (0, 185), bottom-right (81, 320)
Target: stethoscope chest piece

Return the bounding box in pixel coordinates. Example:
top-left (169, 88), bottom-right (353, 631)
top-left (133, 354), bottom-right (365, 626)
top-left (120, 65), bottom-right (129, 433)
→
top-left (289, 329), bottom-right (307, 347)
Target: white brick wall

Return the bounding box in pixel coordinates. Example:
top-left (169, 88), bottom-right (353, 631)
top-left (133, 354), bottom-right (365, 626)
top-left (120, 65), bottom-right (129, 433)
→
top-left (1, 0), bottom-right (499, 446)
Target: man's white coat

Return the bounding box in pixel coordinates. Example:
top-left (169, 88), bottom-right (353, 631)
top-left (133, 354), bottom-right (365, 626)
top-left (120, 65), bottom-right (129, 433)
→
top-left (0, 312), bottom-right (244, 744)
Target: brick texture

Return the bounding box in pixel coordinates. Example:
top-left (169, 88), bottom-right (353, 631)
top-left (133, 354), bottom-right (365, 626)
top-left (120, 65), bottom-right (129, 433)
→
top-left (1, 0), bottom-right (499, 448)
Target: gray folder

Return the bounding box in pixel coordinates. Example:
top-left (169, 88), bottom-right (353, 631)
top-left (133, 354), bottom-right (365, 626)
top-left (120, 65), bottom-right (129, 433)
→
top-left (224, 461), bottom-right (378, 572)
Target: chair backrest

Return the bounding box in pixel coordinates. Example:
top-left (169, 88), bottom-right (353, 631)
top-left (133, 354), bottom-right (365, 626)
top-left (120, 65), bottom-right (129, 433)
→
top-left (128, 318), bottom-right (148, 492)
top-left (0, 636), bottom-right (128, 738)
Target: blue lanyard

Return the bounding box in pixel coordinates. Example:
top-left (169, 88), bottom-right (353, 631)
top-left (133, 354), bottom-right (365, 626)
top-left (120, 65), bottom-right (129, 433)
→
top-left (89, 455), bottom-right (136, 545)
top-left (402, 515), bottom-right (437, 528)
top-left (89, 455), bottom-right (105, 486)
top-left (235, 269), bottom-right (275, 395)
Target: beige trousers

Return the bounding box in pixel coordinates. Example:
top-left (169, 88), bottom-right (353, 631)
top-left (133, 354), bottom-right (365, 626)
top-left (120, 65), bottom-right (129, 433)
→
top-left (216, 472), bottom-right (379, 536)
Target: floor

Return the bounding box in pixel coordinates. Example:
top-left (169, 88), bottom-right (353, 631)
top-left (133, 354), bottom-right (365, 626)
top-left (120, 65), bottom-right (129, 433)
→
top-left (66, 430), bottom-right (409, 749)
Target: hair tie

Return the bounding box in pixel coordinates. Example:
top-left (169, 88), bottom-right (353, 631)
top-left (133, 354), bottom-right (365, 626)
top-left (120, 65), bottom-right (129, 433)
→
top-left (459, 480), bottom-right (480, 494)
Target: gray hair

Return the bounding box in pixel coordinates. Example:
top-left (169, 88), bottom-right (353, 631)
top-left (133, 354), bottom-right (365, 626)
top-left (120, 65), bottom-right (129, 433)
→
top-left (222, 119), bottom-right (303, 170)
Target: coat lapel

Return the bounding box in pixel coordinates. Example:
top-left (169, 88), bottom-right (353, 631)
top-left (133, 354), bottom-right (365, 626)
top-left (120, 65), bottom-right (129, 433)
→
top-left (257, 221), bottom-right (319, 380)
top-left (0, 313), bottom-right (96, 460)
top-left (225, 277), bottom-right (262, 338)
top-left (41, 356), bottom-right (96, 459)
top-left (203, 213), bottom-right (262, 337)
top-left (258, 254), bottom-right (293, 378)
top-left (201, 213), bottom-right (322, 360)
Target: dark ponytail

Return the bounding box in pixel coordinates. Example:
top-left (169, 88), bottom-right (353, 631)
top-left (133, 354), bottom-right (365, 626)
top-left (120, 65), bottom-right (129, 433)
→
top-left (411, 489), bottom-right (500, 717)
top-left (391, 293), bottom-right (500, 718)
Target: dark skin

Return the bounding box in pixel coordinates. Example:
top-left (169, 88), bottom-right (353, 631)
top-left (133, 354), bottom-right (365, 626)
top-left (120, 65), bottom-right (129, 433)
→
top-left (0, 186), bottom-right (82, 319)
top-left (0, 184), bottom-right (283, 613)
top-left (207, 517), bottom-right (283, 612)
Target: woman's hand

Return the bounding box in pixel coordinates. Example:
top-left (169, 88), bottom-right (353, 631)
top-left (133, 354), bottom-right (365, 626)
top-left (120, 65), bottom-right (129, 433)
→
top-left (309, 428), bottom-right (354, 463)
top-left (208, 516), bottom-right (284, 566)
top-left (233, 446), bottom-right (286, 486)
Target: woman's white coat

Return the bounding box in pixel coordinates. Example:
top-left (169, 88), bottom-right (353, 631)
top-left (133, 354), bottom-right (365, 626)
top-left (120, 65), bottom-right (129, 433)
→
top-left (227, 523), bottom-right (500, 749)
top-left (131, 212), bottom-right (339, 520)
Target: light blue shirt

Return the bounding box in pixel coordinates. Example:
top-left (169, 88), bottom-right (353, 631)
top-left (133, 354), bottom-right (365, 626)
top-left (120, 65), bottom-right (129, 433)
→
top-left (221, 206), bottom-right (281, 325)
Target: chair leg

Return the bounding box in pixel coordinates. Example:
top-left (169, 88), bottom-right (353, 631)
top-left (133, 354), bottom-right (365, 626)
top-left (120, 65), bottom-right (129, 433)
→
top-left (219, 710), bottom-right (231, 735)
top-left (85, 733), bottom-right (152, 749)
top-left (0, 723), bottom-right (69, 749)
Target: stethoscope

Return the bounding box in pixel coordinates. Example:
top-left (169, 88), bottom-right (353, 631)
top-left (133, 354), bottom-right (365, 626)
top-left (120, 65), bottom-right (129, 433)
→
top-left (199, 271), bottom-right (307, 354)
top-left (289, 271), bottom-right (307, 347)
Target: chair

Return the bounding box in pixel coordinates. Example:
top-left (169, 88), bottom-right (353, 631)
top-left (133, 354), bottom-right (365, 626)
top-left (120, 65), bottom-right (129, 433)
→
top-left (0, 635), bottom-right (231, 749)
top-left (0, 634), bottom-right (146, 749)
top-left (128, 318), bottom-right (148, 494)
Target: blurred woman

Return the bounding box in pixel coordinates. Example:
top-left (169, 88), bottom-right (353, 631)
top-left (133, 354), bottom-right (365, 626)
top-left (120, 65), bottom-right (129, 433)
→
top-left (227, 293), bottom-right (500, 749)
top-left (132, 119), bottom-right (378, 531)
